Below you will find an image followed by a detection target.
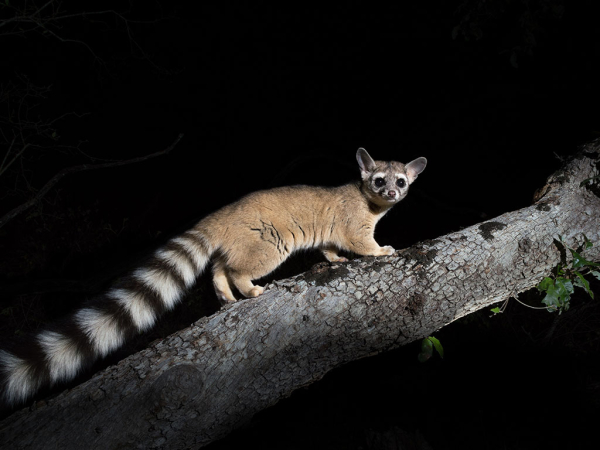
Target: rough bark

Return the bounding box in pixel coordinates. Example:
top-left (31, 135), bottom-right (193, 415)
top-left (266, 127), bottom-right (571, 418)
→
top-left (1, 141), bottom-right (599, 449)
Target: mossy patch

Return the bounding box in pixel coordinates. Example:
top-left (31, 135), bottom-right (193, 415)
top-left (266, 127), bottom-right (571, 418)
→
top-left (536, 202), bottom-right (552, 212)
top-left (478, 221), bottom-right (507, 240)
top-left (302, 262), bottom-right (351, 287)
top-left (401, 240), bottom-right (439, 269)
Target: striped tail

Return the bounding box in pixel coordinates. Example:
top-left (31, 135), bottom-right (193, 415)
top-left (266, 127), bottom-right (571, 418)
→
top-left (0, 229), bottom-right (213, 408)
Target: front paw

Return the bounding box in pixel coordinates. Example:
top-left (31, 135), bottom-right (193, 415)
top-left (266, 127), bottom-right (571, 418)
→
top-left (380, 245), bottom-right (395, 256)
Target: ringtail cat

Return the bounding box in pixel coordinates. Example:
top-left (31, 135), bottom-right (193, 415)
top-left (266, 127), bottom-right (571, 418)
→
top-left (0, 148), bottom-right (426, 408)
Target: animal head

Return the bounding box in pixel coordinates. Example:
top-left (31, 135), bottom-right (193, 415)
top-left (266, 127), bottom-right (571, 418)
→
top-left (356, 148), bottom-right (427, 207)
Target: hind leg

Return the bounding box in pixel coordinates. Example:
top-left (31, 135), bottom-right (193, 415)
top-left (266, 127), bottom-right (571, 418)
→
top-left (223, 238), bottom-right (288, 299)
top-left (229, 273), bottom-right (264, 298)
top-left (212, 258), bottom-right (237, 304)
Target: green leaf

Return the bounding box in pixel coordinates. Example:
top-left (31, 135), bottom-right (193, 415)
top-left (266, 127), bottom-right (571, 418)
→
top-left (580, 175), bottom-right (600, 187)
top-left (555, 277), bottom-right (574, 294)
top-left (541, 282), bottom-right (560, 311)
top-left (591, 271), bottom-right (600, 282)
top-left (573, 271), bottom-right (594, 299)
top-left (583, 234), bottom-right (593, 249)
top-left (537, 277), bottom-right (554, 292)
top-left (555, 278), bottom-right (574, 307)
top-left (421, 337), bottom-right (433, 353)
top-left (418, 337), bottom-right (433, 362)
top-left (569, 249), bottom-right (600, 269)
top-left (491, 307), bottom-right (501, 314)
top-left (428, 336), bottom-right (444, 359)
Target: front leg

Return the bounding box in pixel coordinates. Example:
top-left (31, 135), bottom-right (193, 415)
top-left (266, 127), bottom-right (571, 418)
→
top-left (375, 244), bottom-right (395, 256)
top-left (347, 235), bottom-right (395, 257)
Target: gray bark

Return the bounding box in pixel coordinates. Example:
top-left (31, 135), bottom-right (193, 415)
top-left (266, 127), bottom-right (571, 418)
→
top-left (1, 141), bottom-right (600, 449)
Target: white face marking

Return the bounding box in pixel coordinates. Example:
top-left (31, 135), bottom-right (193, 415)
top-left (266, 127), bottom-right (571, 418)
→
top-left (0, 350), bottom-right (42, 405)
top-left (37, 330), bottom-right (84, 384)
top-left (75, 308), bottom-right (125, 358)
top-left (134, 267), bottom-right (182, 310)
top-left (108, 289), bottom-right (156, 332)
top-left (172, 235), bottom-right (210, 273)
top-left (155, 248), bottom-right (197, 287)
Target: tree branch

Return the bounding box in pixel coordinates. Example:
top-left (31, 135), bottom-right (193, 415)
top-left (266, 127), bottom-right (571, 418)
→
top-left (1, 2), bottom-right (171, 74)
top-left (0, 140), bottom-right (599, 449)
top-left (0, 133), bottom-right (184, 229)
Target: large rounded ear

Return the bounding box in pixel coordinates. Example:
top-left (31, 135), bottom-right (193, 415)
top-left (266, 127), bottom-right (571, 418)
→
top-left (406, 157), bottom-right (427, 183)
top-left (356, 148), bottom-right (377, 179)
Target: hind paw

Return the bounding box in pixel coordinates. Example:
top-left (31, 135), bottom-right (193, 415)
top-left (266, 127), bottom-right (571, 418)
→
top-left (248, 286), bottom-right (264, 297)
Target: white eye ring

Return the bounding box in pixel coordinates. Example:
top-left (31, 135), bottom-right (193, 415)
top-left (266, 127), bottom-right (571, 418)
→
top-left (396, 177), bottom-right (407, 188)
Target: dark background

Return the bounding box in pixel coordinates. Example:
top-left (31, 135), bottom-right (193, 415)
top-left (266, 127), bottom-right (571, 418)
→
top-left (1, 1), bottom-right (599, 448)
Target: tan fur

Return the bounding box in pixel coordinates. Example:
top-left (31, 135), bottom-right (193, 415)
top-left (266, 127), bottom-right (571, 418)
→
top-left (192, 149), bottom-right (427, 303)
top-left (0, 148), bottom-right (427, 407)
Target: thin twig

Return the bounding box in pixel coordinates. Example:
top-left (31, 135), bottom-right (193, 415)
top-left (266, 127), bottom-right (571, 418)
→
top-left (0, 133), bottom-right (184, 229)
top-left (0, 136), bottom-right (17, 172)
top-left (1, 3), bottom-right (169, 73)
top-left (0, 143), bottom-right (30, 178)
top-left (511, 293), bottom-right (552, 311)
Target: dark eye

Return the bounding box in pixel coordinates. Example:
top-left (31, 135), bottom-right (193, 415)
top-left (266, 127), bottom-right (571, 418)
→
top-left (396, 178), bottom-right (406, 188)
top-left (374, 178), bottom-right (385, 188)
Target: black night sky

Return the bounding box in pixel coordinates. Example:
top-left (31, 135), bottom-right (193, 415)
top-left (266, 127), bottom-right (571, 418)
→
top-left (1, 1), bottom-right (600, 448)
